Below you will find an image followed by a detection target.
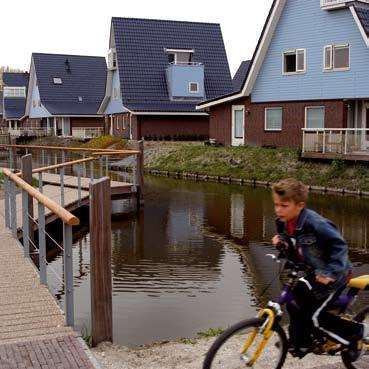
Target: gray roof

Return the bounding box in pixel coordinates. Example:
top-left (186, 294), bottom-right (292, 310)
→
top-left (232, 60), bottom-right (251, 93)
top-left (112, 17), bottom-right (233, 113)
top-left (2, 72), bottom-right (29, 88)
top-left (4, 98), bottom-right (26, 120)
top-left (355, 4), bottom-right (369, 37)
top-left (33, 53), bottom-right (107, 115)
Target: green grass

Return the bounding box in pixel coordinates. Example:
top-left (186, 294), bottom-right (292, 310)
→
top-left (78, 135), bottom-right (127, 150)
top-left (145, 144), bottom-right (369, 191)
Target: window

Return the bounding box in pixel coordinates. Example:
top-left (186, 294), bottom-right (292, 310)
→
top-left (283, 49), bottom-right (306, 74)
top-left (38, 100), bottom-right (41, 107)
top-left (53, 77), bottom-right (62, 84)
top-left (116, 116), bottom-right (120, 130)
top-left (122, 116), bottom-right (126, 130)
top-left (32, 100), bottom-right (36, 108)
top-left (265, 108), bottom-right (282, 131)
top-left (165, 49), bottom-right (193, 64)
top-left (78, 96), bottom-right (83, 102)
top-left (324, 44), bottom-right (350, 71)
top-left (305, 107), bottom-right (325, 129)
top-left (3, 86), bottom-right (26, 97)
top-left (189, 82), bottom-right (199, 93)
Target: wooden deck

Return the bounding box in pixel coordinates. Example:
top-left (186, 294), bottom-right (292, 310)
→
top-left (302, 151), bottom-right (369, 162)
top-left (37, 172), bottom-right (136, 197)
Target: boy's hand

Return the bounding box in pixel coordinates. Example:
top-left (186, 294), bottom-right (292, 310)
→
top-left (272, 235), bottom-right (288, 249)
top-left (316, 275), bottom-right (335, 285)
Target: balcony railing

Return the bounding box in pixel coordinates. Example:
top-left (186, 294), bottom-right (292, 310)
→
top-left (72, 127), bottom-right (104, 140)
top-left (321, 0), bottom-right (369, 10)
top-left (302, 128), bottom-right (369, 155)
top-left (8, 128), bottom-right (52, 138)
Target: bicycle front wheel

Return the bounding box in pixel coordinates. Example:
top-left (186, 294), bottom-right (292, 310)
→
top-left (203, 318), bottom-right (288, 369)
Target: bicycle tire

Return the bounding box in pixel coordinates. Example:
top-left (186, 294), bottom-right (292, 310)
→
top-left (341, 306), bottom-right (369, 369)
top-left (203, 317), bottom-right (288, 369)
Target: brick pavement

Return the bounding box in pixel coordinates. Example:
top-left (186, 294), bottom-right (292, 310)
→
top-left (0, 336), bottom-right (100, 369)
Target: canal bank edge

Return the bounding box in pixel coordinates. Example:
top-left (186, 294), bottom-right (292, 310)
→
top-left (112, 166), bottom-right (369, 198)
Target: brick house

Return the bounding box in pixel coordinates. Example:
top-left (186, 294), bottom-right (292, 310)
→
top-left (198, 0), bottom-right (369, 161)
top-left (98, 17), bottom-right (233, 140)
top-left (2, 72), bottom-right (29, 132)
top-left (23, 53), bottom-right (107, 139)
top-left (0, 91), bottom-right (4, 127)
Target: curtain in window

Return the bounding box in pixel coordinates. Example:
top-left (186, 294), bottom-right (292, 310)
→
top-left (234, 110), bottom-right (244, 139)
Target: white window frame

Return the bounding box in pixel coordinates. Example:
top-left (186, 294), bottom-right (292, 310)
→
top-left (265, 107), bottom-right (283, 131)
top-left (304, 106), bottom-right (326, 129)
top-left (282, 48), bottom-right (306, 75)
top-left (323, 44), bottom-right (350, 72)
top-left (231, 105), bottom-right (245, 146)
top-left (189, 82), bottom-right (199, 93)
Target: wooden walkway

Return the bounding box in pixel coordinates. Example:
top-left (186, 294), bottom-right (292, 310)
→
top-left (0, 201), bottom-right (100, 368)
top-left (38, 173), bottom-right (136, 197)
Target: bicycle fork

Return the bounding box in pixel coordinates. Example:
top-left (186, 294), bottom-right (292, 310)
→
top-left (241, 308), bottom-right (276, 367)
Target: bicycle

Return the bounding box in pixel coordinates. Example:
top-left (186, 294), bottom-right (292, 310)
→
top-left (203, 247), bottom-right (369, 369)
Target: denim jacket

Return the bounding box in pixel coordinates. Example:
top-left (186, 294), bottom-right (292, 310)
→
top-left (276, 208), bottom-right (352, 287)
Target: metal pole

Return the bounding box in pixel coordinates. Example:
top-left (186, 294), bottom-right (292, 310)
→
top-left (10, 181), bottom-right (17, 238)
top-left (63, 223), bottom-right (74, 326)
top-left (90, 161), bottom-right (94, 182)
top-left (132, 157), bottom-right (137, 192)
top-left (344, 130), bottom-right (348, 155)
top-left (38, 172), bottom-right (43, 193)
top-left (99, 157), bottom-right (103, 178)
top-left (41, 149), bottom-right (45, 168)
top-left (9, 148), bottom-right (14, 170)
top-left (60, 167), bottom-right (65, 207)
top-left (77, 165), bottom-right (82, 204)
top-left (4, 176), bottom-right (10, 228)
top-left (82, 153), bottom-right (87, 177)
top-left (105, 156), bottom-right (109, 177)
top-left (323, 130), bottom-right (326, 154)
top-left (22, 190), bottom-right (30, 258)
top-left (38, 202), bottom-right (47, 285)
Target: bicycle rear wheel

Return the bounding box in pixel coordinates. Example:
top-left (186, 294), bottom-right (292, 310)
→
top-left (203, 317), bottom-right (288, 369)
top-left (341, 307), bottom-right (369, 369)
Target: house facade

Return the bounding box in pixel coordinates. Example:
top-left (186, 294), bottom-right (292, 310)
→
top-left (2, 72), bottom-right (29, 133)
top-left (198, 0), bottom-right (369, 160)
top-left (0, 91), bottom-right (4, 127)
top-left (24, 53), bottom-right (107, 139)
top-left (98, 17), bottom-right (233, 140)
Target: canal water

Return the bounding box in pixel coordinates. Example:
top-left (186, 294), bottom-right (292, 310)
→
top-left (46, 175), bottom-right (369, 346)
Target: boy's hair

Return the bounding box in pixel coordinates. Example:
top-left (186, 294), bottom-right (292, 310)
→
top-left (272, 178), bottom-right (308, 203)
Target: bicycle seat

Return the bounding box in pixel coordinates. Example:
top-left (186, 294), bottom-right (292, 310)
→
top-left (348, 275), bottom-right (369, 290)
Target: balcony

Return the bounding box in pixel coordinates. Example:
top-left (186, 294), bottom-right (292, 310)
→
top-left (166, 62), bottom-right (205, 100)
top-left (72, 127), bottom-right (104, 140)
top-left (302, 128), bottom-right (369, 161)
top-left (321, 0), bottom-right (369, 10)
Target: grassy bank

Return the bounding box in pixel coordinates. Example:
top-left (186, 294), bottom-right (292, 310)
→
top-left (145, 143), bottom-right (369, 191)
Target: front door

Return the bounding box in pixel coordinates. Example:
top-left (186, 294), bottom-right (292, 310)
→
top-left (232, 106), bottom-right (245, 146)
top-left (362, 103), bottom-right (369, 150)
top-left (62, 118), bottom-right (70, 136)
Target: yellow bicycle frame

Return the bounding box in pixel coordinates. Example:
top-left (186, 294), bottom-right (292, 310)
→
top-left (241, 308), bottom-right (276, 366)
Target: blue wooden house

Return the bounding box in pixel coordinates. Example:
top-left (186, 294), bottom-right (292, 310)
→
top-left (198, 0), bottom-right (369, 160)
top-left (98, 17), bottom-right (233, 140)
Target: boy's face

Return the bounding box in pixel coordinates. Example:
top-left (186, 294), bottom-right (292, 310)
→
top-left (273, 194), bottom-right (305, 223)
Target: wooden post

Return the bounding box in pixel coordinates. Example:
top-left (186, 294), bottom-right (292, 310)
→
top-left (134, 140), bottom-right (144, 207)
top-left (21, 154), bottom-right (34, 244)
top-left (90, 177), bottom-right (112, 346)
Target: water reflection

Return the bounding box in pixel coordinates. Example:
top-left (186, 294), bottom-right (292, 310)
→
top-left (46, 175), bottom-right (369, 346)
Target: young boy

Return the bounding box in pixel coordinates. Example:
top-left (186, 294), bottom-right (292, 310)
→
top-left (272, 179), bottom-right (367, 361)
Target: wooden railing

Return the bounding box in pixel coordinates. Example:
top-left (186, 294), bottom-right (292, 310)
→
top-left (302, 128), bottom-right (369, 155)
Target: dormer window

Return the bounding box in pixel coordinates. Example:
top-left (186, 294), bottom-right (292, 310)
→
top-left (321, 0), bottom-right (369, 10)
top-left (166, 48), bottom-right (194, 64)
top-left (78, 96), bottom-right (83, 102)
top-left (53, 77), bottom-right (62, 85)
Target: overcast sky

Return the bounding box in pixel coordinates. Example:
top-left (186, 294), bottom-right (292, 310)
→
top-left (0, 0), bottom-right (273, 77)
